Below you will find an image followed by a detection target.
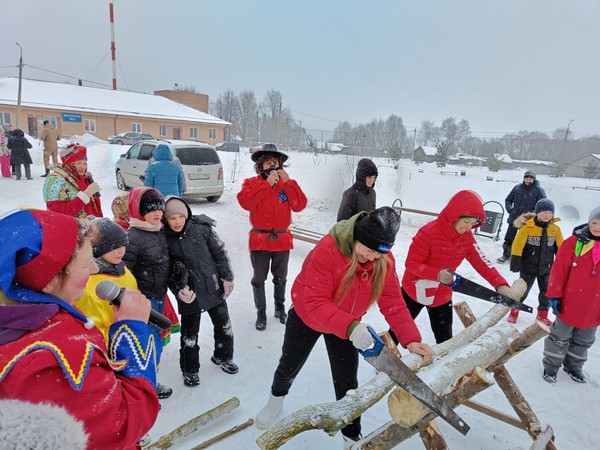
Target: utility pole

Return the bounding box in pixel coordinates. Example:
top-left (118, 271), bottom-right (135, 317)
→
top-left (109, 2), bottom-right (117, 90)
top-left (15, 42), bottom-right (23, 129)
top-left (560, 119), bottom-right (574, 176)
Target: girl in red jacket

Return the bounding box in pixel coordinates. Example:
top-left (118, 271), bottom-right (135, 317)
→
top-left (400, 190), bottom-right (518, 344)
top-left (542, 207), bottom-right (600, 384)
top-left (254, 207), bottom-right (434, 445)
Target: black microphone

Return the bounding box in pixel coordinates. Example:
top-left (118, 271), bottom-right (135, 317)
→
top-left (88, 175), bottom-right (101, 197)
top-left (95, 280), bottom-right (172, 330)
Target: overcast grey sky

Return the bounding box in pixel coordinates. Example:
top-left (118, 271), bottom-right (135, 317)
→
top-left (1, 0), bottom-right (599, 138)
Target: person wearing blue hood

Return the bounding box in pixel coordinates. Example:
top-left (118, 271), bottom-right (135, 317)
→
top-left (144, 143), bottom-right (185, 197)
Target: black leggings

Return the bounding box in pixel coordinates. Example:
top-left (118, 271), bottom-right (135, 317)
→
top-left (270, 308), bottom-right (361, 439)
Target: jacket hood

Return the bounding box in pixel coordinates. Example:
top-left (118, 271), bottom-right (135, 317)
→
top-left (573, 223), bottom-right (593, 243)
top-left (128, 187), bottom-right (153, 221)
top-left (356, 158), bottom-right (378, 182)
top-left (152, 144), bottom-right (173, 162)
top-left (438, 190), bottom-right (485, 228)
top-left (329, 211), bottom-right (368, 258)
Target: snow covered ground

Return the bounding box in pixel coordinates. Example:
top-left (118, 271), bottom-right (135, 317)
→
top-left (2, 135), bottom-right (598, 449)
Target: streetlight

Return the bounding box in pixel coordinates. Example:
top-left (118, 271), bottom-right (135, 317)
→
top-left (15, 42), bottom-right (23, 129)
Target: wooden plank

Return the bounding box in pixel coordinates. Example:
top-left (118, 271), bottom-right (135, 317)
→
top-left (462, 400), bottom-right (526, 430)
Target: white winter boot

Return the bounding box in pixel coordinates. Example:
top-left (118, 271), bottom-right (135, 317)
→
top-left (255, 393), bottom-right (285, 429)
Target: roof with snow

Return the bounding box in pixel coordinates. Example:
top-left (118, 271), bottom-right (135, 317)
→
top-left (415, 146), bottom-right (438, 156)
top-left (0, 77), bottom-right (230, 125)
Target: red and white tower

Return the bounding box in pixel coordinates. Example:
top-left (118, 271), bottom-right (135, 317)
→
top-left (109, 2), bottom-right (117, 90)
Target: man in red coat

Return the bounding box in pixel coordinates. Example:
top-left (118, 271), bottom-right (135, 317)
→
top-left (237, 144), bottom-right (307, 330)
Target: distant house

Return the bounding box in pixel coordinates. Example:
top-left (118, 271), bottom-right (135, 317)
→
top-left (0, 77), bottom-right (230, 143)
top-left (448, 152), bottom-right (486, 167)
top-left (566, 153), bottom-right (600, 179)
top-left (511, 159), bottom-right (557, 176)
top-left (413, 146), bottom-right (438, 163)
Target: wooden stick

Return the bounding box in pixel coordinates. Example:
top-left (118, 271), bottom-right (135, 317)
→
top-left (190, 418), bottom-right (254, 450)
top-left (418, 419), bottom-right (448, 450)
top-left (148, 397), bottom-right (240, 449)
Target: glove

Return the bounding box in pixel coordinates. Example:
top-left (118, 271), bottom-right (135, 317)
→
top-left (548, 298), bottom-right (561, 316)
top-left (349, 323), bottom-right (374, 350)
top-left (222, 280), bottom-right (234, 299)
top-left (437, 269), bottom-right (454, 285)
top-left (497, 284), bottom-right (522, 301)
top-left (83, 182), bottom-right (101, 197)
top-left (178, 286), bottom-right (197, 304)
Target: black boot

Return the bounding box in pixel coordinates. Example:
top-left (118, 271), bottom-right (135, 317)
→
top-left (496, 244), bottom-right (511, 264)
top-left (40, 168), bottom-right (49, 178)
top-left (273, 282), bottom-right (287, 324)
top-left (253, 284), bottom-right (267, 331)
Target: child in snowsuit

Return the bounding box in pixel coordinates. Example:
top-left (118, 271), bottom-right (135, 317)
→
top-left (509, 198), bottom-right (563, 325)
top-left (542, 207), bottom-right (600, 384)
top-left (163, 196), bottom-right (237, 387)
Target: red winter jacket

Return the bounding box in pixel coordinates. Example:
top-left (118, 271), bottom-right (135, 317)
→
top-left (237, 175), bottom-right (307, 251)
top-left (0, 310), bottom-right (159, 449)
top-left (292, 231), bottom-right (421, 348)
top-left (402, 190), bottom-right (508, 308)
top-left (546, 233), bottom-right (600, 328)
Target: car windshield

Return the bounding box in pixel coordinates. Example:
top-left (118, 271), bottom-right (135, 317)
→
top-left (175, 147), bottom-right (220, 165)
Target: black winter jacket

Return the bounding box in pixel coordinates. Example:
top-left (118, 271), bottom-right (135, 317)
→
top-left (164, 212), bottom-right (234, 315)
top-left (336, 158), bottom-right (377, 221)
top-left (123, 227), bottom-right (170, 299)
top-left (504, 181), bottom-right (546, 224)
top-left (7, 135), bottom-right (33, 165)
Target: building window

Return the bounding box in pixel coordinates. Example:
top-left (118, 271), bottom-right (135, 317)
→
top-left (84, 119), bottom-right (96, 133)
top-left (132, 123), bottom-right (142, 132)
top-left (159, 125), bottom-right (167, 136)
top-left (0, 112), bottom-right (11, 125)
top-left (190, 127), bottom-right (198, 139)
top-left (44, 116), bottom-right (58, 128)
top-left (209, 128), bottom-right (216, 139)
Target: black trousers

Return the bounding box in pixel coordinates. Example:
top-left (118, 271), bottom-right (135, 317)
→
top-left (502, 223), bottom-right (519, 255)
top-left (390, 289), bottom-right (453, 345)
top-left (179, 302), bottom-right (234, 374)
top-left (519, 271), bottom-right (550, 311)
top-left (250, 250), bottom-right (289, 287)
top-left (271, 308), bottom-right (361, 439)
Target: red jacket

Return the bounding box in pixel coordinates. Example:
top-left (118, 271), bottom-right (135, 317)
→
top-left (292, 233), bottom-right (421, 348)
top-left (43, 166), bottom-right (103, 219)
top-left (0, 310), bottom-right (159, 450)
top-left (402, 190), bottom-right (508, 308)
top-left (237, 175), bottom-right (307, 251)
top-left (546, 233), bottom-right (600, 328)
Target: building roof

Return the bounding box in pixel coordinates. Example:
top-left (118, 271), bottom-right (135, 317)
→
top-left (415, 145), bottom-right (438, 156)
top-left (0, 77), bottom-right (230, 125)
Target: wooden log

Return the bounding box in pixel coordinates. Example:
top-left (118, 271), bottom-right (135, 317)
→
top-left (349, 367), bottom-right (495, 450)
top-left (418, 420), bottom-right (448, 450)
top-left (148, 397), bottom-right (240, 449)
top-left (190, 418), bottom-right (254, 450)
top-left (528, 425), bottom-right (555, 450)
top-left (487, 321), bottom-right (549, 371)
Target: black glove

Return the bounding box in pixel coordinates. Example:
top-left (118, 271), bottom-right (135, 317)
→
top-left (172, 261), bottom-right (189, 291)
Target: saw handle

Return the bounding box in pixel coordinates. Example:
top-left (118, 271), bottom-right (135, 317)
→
top-left (443, 269), bottom-right (461, 288)
top-left (357, 326), bottom-right (385, 357)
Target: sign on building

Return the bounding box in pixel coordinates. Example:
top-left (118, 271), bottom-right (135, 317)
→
top-left (61, 112), bottom-right (82, 123)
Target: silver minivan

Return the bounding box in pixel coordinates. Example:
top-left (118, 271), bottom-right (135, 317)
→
top-left (115, 140), bottom-right (224, 202)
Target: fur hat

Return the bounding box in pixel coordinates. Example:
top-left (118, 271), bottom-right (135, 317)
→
top-left (0, 209), bottom-right (78, 293)
top-left (60, 143), bottom-right (87, 166)
top-left (588, 206), bottom-right (600, 223)
top-left (92, 217), bottom-right (128, 258)
top-left (353, 207), bottom-right (400, 254)
top-left (164, 197), bottom-right (189, 220)
top-left (523, 170), bottom-right (536, 180)
top-left (535, 199), bottom-right (555, 214)
top-left (139, 188), bottom-right (165, 217)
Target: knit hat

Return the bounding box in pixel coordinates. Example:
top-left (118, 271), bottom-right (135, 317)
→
top-left (523, 170), bottom-right (536, 180)
top-left (353, 206), bottom-right (400, 254)
top-left (91, 218), bottom-right (129, 258)
top-left (139, 188), bottom-right (165, 217)
top-left (60, 143), bottom-right (87, 166)
top-left (535, 199), bottom-right (555, 214)
top-left (164, 197), bottom-right (189, 220)
top-left (588, 206), bottom-right (600, 222)
top-left (0, 209), bottom-right (78, 293)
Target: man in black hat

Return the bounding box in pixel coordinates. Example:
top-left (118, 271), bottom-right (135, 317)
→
top-left (237, 144), bottom-right (307, 331)
top-left (497, 170), bottom-right (546, 263)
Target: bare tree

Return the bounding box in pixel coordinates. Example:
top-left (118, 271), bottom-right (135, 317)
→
top-left (237, 90), bottom-right (258, 143)
top-left (212, 89), bottom-right (240, 141)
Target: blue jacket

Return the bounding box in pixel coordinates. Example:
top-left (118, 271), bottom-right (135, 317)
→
top-left (504, 181), bottom-right (546, 224)
top-left (144, 145), bottom-right (184, 197)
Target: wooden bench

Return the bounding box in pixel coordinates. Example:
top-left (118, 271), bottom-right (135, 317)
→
top-left (440, 171), bottom-right (459, 176)
top-left (572, 185), bottom-right (600, 191)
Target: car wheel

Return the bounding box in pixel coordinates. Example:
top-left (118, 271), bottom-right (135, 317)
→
top-left (206, 196), bottom-right (220, 203)
top-left (115, 140), bottom-right (124, 145)
top-left (116, 170), bottom-right (129, 191)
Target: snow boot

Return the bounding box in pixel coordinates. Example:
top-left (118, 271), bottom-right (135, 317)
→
top-left (564, 368), bottom-right (587, 383)
top-left (507, 309), bottom-right (519, 324)
top-left (211, 356), bottom-right (239, 374)
top-left (273, 281), bottom-right (287, 324)
top-left (40, 168), bottom-right (49, 178)
top-left (536, 309), bottom-right (552, 327)
top-left (496, 244), bottom-right (511, 263)
top-left (255, 393), bottom-right (285, 429)
top-left (183, 372), bottom-right (200, 387)
top-left (542, 369), bottom-right (557, 383)
top-left (156, 382), bottom-right (173, 399)
top-left (253, 284), bottom-right (267, 331)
